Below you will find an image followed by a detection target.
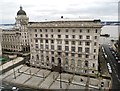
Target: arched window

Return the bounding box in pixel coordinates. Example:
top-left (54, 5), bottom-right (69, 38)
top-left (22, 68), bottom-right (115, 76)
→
top-left (36, 54), bottom-right (39, 60)
top-left (52, 57), bottom-right (54, 62)
top-left (77, 60), bottom-right (81, 66)
top-left (85, 60), bottom-right (88, 67)
top-left (46, 56), bottom-right (49, 62)
top-left (71, 59), bottom-right (75, 65)
top-left (65, 58), bottom-right (68, 64)
top-left (41, 55), bottom-right (44, 61)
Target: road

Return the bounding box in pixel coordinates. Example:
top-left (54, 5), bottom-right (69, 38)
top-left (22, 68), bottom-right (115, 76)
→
top-left (102, 44), bottom-right (120, 90)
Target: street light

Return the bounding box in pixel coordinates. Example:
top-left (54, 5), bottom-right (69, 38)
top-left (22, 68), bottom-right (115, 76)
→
top-left (12, 59), bottom-right (16, 79)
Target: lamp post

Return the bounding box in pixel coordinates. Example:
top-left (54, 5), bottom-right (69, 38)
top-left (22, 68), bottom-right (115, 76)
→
top-left (60, 61), bottom-right (62, 88)
top-left (12, 59), bottom-right (16, 79)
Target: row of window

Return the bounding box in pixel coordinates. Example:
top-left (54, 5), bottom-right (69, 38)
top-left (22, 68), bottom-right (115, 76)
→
top-left (32, 55), bottom-right (95, 68)
top-left (34, 28), bottom-right (98, 33)
top-left (34, 34), bottom-right (98, 39)
top-left (35, 44), bottom-right (97, 53)
top-left (34, 39), bottom-right (97, 46)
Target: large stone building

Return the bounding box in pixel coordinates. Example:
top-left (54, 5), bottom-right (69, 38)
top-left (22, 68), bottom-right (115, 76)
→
top-left (2, 6), bottom-right (29, 53)
top-left (28, 20), bottom-right (102, 75)
top-left (2, 6), bottom-right (102, 75)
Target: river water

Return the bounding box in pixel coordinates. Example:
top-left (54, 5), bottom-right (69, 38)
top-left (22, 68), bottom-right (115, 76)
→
top-left (100, 25), bottom-right (118, 44)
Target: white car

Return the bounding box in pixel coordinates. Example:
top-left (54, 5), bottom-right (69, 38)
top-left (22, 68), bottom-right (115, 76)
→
top-left (118, 61), bottom-right (120, 63)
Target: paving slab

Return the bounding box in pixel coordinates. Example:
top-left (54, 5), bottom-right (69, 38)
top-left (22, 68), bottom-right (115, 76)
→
top-left (50, 80), bottom-right (68, 89)
top-left (89, 78), bottom-right (99, 86)
top-left (68, 84), bottom-right (86, 89)
top-left (19, 66), bottom-right (30, 72)
top-left (24, 76), bottom-right (44, 88)
top-left (57, 73), bottom-right (73, 82)
top-left (24, 67), bottom-right (40, 75)
top-left (39, 72), bottom-right (59, 89)
top-left (12, 74), bottom-right (31, 84)
top-left (36, 69), bottom-right (50, 78)
top-left (72, 75), bottom-right (87, 85)
top-left (3, 72), bottom-right (21, 82)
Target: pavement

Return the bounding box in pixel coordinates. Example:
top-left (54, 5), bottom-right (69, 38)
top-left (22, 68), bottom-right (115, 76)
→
top-left (1, 64), bottom-right (111, 90)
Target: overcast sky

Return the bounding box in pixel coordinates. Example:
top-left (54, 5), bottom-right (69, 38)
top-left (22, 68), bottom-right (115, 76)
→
top-left (0, 0), bottom-right (119, 24)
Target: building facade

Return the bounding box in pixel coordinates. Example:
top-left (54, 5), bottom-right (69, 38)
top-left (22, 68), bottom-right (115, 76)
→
top-left (28, 20), bottom-right (102, 75)
top-left (2, 7), bottom-right (102, 75)
top-left (2, 6), bottom-right (30, 53)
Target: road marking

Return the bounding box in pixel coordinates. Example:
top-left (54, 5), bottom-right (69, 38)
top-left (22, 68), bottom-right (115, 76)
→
top-left (114, 63), bottom-right (116, 67)
top-left (118, 79), bottom-right (120, 82)
top-left (116, 74), bottom-right (119, 78)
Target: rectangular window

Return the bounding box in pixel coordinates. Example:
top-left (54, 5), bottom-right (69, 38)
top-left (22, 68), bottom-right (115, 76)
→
top-left (51, 29), bottom-right (53, 32)
top-left (57, 40), bottom-right (62, 44)
top-left (85, 55), bottom-right (89, 58)
top-left (79, 35), bottom-right (82, 39)
top-left (66, 29), bottom-right (68, 32)
top-left (65, 35), bottom-right (69, 38)
top-left (58, 52), bottom-right (61, 56)
top-left (46, 34), bottom-right (48, 37)
top-left (95, 29), bottom-right (98, 33)
top-left (46, 40), bottom-right (48, 43)
top-left (87, 29), bottom-right (90, 33)
top-left (85, 42), bottom-right (90, 46)
top-left (35, 34), bottom-right (37, 37)
top-left (35, 29), bottom-right (37, 32)
top-left (94, 42), bottom-right (97, 46)
top-left (45, 45), bottom-right (49, 49)
top-left (51, 40), bottom-right (54, 43)
top-left (78, 54), bottom-right (82, 57)
top-left (51, 35), bottom-right (53, 38)
top-left (95, 36), bottom-right (97, 39)
top-left (79, 41), bottom-right (82, 45)
top-left (51, 45), bottom-right (54, 50)
top-left (40, 29), bottom-right (42, 32)
top-left (57, 46), bottom-right (62, 50)
top-left (40, 39), bottom-right (43, 43)
top-left (85, 48), bottom-right (90, 53)
top-left (45, 29), bottom-right (47, 32)
top-left (78, 47), bottom-right (82, 52)
top-left (80, 29), bottom-right (82, 33)
top-left (71, 53), bottom-right (75, 57)
top-left (36, 44), bottom-right (38, 48)
top-left (51, 51), bottom-right (54, 54)
top-left (94, 49), bottom-right (96, 53)
top-left (71, 41), bottom-right (75, 45)
top-left (71, 47), bottom-right (75, 52)
top-left (72, 29), bottom-right (75, 32)
top-left (65, 46), bottom-right (69, 51)
top-left (40, 34), bottom-right (43, 37)
top-left (86, 36), bottom-right (90, 39)
top-left (93, 63), bottom-right (95, 67)
top-left (58, 35), bottom-right (61, 38)
top-left (58, 29), bottom-right (61, 32)
top-left (65, 53), bottom-right (68, 56)
top-left (40, 44), bottom-right (43, 49)
top-left (72, 35), bottom-right (75, 38)
top-left (65, 41), bottom-right (69, 44)
top-left (35, 39), bottom-right (38, 43)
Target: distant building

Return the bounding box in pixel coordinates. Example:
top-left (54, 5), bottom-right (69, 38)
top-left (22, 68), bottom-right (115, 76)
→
top-left (2, 6), bottom-right (30, 53)
top-left (2, 6), bottom-right (102, 75)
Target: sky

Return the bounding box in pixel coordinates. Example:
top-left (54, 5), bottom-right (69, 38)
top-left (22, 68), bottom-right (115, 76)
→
top-left (0, 0), bottom-right (120, 24)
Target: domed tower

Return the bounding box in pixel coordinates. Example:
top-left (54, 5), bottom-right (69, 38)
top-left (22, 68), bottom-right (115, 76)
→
top-left (15, 6), bottom-right (29, 28)
top-left (15, 6), bottom-right (30, 52)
